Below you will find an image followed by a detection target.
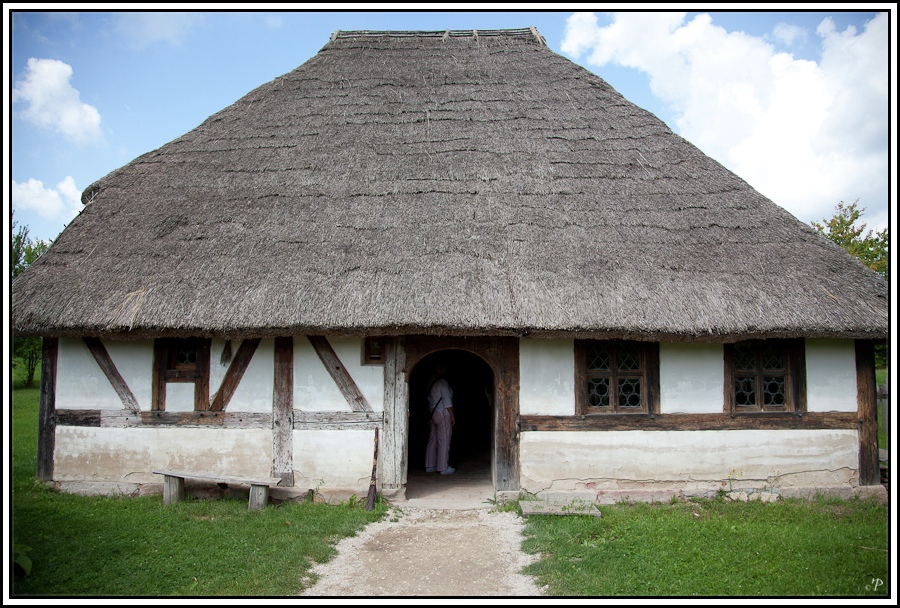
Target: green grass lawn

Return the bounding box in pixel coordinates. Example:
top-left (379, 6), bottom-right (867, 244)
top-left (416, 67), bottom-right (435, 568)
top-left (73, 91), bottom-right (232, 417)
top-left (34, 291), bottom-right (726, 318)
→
top-left (10, 372), bottom-right (388, 597)
top-left (519, 497), bottom-right (889, 597)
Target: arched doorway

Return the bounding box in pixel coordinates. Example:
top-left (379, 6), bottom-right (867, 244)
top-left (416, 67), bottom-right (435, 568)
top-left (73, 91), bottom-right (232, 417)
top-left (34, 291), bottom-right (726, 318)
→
top-left (407, 350), bottom-right (495, 478)
top-left (378, 335), bottom-right (518, 497)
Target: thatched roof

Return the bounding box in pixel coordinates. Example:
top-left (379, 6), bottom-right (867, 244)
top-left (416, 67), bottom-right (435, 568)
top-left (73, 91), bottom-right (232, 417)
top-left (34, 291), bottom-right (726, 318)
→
top-left (12, 28), bottom-right (888, 341)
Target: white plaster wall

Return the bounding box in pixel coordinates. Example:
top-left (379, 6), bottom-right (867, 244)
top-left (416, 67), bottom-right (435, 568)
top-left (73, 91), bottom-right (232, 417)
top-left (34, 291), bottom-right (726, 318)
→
top-left (54, 426), bottom-right (273, 483)
top-left (805, 339), bottom-right (858, 412)
top-left (165, 384), bottom-right (196, 411)
top-left (292, 429), bottom-right (375, 491)
top-left (659, 343), bottom-right (724, 414)
top-left (294, 338), bottom-right (347, 411)
top-left (294, 337), bottom-right (383, 411)
top-left (56, 338), bottom-right (153, 410)
top-left (208, 338), bottom-right (275, 413)
top-left (519, 338), bottom-right (575, 416)
top-left (520, 429), bottom-right (858, 492)
top-left (331, 337), bottom-right (384, 411)
top-left (209, 339), bottom-right (230, 396)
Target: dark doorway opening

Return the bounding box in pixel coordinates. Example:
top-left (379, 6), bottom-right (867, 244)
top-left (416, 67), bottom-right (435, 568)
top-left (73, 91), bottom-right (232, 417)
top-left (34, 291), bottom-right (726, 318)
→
top-left (407, 350), bottom-right (494, 478)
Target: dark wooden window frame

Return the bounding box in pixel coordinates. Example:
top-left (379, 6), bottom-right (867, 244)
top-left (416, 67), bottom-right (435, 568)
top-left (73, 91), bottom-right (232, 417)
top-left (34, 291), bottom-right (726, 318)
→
top-left (575, 340), bottom-right (660, 415)
top-left (362, 336), bottom-right (385, 365)
top-left (152, 338), bottom-right (211, 411)
top-left (724, 339), bottom-right (806, 414)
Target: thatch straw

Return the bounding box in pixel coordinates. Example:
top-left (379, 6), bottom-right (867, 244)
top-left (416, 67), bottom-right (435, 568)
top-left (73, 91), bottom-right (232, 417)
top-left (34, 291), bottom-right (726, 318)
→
top-left (11, 29), bottom-right (888, 341)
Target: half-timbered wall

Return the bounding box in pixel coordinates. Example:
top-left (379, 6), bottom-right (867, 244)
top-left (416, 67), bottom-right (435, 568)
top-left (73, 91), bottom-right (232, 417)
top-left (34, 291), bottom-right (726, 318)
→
top-left (52, 336), bottom-right (381, 496)
top-left (517, 337), bottom-right (863, 498)
top-left (209, 339), bottom-right (274, 413)
top-left (519, 339), bottom-right (858, 416)
top-left (57, 338), bottom-right (152, 409)
top-left (48, 335), bottom-right (869, 500)
top-left (293, 336), bottom-right (384, 412)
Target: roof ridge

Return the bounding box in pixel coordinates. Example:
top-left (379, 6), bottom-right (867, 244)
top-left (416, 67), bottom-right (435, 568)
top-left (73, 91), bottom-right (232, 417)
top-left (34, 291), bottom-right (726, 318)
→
top-left (330, 27), bottom-right (545, 45)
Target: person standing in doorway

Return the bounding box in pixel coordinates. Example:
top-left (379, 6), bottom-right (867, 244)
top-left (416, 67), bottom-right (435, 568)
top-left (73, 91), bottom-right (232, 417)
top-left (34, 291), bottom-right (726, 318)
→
top-left (425, 364), bottom-right (456, 475)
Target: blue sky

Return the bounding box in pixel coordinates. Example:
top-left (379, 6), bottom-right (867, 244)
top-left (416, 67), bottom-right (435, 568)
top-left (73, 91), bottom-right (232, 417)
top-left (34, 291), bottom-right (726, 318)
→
top-left (6, 7), bottom-right (895, 243)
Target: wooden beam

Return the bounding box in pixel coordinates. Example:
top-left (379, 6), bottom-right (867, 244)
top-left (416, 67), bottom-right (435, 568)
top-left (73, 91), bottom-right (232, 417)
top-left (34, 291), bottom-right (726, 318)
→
top-left (292, 410), bottom-right (382, 430)
top-left (36, 338), bottom-right (58, 481)
top-left (645, 343), bottom-right (661, 414)
top-left (193, 339), bottom-right (211, 411)
top-left (209, 338), bottom-right (261, 411)
top-left (518, 411), bottom-right (859, 432)
top-left (272, 336), bottom-right (294, 486)
top-left (82, 337), bottom-right (141, 413)
top-left (55, 409), bottom-right (273, 428)
top-left (856, 339), bottom-right (879, 486)
top-left (381, 336), bottom-right (408, 489)
top-left (307, 335), bottom-right (372, 412)
top-left (492, 338), bottom-right (520, 492)
top-left (152, 340), bottom-right (167, 411)
top-left (54, 409), bottom-right (102, 426)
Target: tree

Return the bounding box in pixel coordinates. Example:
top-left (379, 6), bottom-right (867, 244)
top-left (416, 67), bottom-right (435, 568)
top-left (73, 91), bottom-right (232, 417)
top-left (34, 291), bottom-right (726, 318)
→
top-left (812, 200), bottom-right (890, 370)
top-left (12, 211), bottom-right (52, 387)
top-left (811, 200), bottom-right (889, 282)
top-left (12, 211), bottom-right (50, 279)
top-left (13, 337), bottom-right (43, 388)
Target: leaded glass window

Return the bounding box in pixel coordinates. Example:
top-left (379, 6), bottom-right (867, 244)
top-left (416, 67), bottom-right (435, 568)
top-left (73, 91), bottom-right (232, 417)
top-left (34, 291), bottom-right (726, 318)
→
top-left (583, 341), bottom-right (650, 413)
top-left (729, 340), bottom-right (793, 412)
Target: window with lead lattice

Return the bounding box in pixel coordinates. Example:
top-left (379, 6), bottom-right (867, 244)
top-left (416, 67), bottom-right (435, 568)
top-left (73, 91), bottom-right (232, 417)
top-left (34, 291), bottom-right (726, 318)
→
top-left (725, 339), bottom-right (805, 413)
top-left (575, 340), bottom-right (659, 415)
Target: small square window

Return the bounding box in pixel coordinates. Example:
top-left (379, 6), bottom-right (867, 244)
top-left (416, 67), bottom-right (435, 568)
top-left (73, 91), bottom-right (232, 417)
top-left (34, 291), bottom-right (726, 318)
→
top-left (363, 336), bottom-right (385, 365)
top-left (153, 338), bottom-right (210, 411)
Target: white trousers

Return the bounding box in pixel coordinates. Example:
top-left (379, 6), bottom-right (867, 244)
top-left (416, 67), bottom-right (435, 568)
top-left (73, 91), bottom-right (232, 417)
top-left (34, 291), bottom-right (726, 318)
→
top-left (425, 408), bottom-right (453, 472)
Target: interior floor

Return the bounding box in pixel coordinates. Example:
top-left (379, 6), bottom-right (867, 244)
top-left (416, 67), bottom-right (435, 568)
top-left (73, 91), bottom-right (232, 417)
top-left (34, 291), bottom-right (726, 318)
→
top-left (405, 350), bottom-right (495, 502)
top-left (404, 447), bottom-right (494, 505)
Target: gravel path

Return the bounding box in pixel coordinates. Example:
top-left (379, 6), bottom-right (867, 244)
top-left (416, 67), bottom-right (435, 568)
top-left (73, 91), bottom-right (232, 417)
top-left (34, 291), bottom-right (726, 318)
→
top-left (299, 507), bottom-right (547, 597)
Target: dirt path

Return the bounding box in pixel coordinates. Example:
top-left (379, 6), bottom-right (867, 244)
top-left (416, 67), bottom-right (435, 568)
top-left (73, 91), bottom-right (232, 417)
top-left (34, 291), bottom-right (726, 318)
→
top-left (299, 507), bottom-right (547, 597)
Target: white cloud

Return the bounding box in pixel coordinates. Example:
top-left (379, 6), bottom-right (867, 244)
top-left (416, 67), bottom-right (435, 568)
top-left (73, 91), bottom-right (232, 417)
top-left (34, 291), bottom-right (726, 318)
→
top-left (772, 22), bottom-right (806, 46)
top-left (116, 12), bottom-right (203, 48)
top-left (561, 12), bottom-right (889, 228)
top-left (12, 58), bottom-right (102, 144)
top-left (12, 177), bottom-right (83, 223)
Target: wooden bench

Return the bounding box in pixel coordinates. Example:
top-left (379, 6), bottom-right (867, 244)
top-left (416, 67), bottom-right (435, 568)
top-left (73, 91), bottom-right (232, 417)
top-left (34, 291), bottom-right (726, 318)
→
top-left (154, 470), bottom-right (283, 511)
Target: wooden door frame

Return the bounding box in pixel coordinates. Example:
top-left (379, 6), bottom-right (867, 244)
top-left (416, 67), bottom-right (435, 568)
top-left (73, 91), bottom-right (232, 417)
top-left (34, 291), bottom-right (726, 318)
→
top-left (401, 335), bottom-right (520, 492)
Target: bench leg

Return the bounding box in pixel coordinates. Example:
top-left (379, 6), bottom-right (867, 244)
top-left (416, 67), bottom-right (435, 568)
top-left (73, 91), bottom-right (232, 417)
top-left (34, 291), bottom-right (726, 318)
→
top-left (163, 475), bottom-right (185, 505)
top-left (248, 484), bottom-right (269, 510)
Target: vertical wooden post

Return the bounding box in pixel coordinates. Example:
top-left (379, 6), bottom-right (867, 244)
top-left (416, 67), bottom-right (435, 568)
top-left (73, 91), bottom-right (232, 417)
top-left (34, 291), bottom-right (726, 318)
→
top-left (381, 336), bottom-right (408, 490)
top-left (856, 339), bottom-right (879, 486)
top-left (272, 337), bottom-right (294, 486)
top-left (152, 339), bottom-right (167, 411)
top-left (492, 338), bottom-right (520, 492)
top-left (193, 339), bottom-right (211, 411)
top-left (248, 485), bottom-right (269, 511)
top-left (162, 475), bottom-right (185, 505)
top-left (36, 337), bottom-right (59, 481)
